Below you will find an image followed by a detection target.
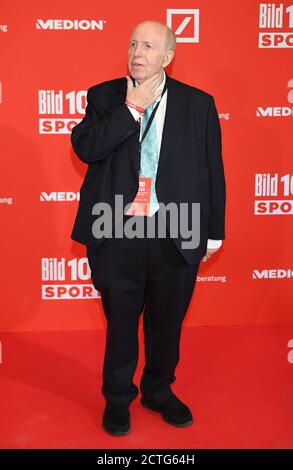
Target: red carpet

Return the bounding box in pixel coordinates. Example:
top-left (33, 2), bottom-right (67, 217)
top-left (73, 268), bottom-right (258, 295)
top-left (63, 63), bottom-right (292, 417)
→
top-left (0, 325), bottom-right (292, 449)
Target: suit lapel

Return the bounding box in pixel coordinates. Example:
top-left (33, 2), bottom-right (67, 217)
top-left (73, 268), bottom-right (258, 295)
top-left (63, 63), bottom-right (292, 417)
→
top-left (157, 74), bottom-right (177, 176)
top-left (118, 77), bottom-right (141, 178)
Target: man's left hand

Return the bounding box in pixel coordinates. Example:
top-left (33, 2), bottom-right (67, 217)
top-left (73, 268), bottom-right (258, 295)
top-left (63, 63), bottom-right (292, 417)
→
top-left (202, 247), bottom-right (220, 262)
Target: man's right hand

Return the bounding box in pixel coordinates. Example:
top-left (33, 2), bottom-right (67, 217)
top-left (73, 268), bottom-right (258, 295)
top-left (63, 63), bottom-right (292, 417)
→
top-left (125, 73), bottom-right (163, 110)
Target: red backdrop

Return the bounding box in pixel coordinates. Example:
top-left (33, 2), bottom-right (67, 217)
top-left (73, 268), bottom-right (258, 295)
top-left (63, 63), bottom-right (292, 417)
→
top-left (0, 0), bottom-right (292, 332)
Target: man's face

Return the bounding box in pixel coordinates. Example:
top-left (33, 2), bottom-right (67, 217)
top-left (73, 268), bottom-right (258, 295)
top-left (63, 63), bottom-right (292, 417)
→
top-left (128, 23), bottom-right (172, 83)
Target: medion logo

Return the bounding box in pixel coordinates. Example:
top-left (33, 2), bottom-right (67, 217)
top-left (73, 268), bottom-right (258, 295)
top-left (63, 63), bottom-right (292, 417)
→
top-left (253, 269), bottom-right (293, 279)
top-left (40, 192), bottom-right (80, 202)
top-left (256, 79), bottom-right (293, 116)
top-left (256, 107), bottom-right (293, 117)
top-left (36, 19), bottom-right (106, 31)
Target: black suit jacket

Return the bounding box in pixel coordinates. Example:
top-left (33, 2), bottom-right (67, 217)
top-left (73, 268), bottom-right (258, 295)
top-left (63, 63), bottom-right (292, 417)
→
top-left (70, 73), bottom-right (226, 265)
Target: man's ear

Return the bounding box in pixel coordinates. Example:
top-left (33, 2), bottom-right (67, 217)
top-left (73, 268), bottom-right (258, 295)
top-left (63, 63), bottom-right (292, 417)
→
top-left (162, 50), bottom-right (175, 68)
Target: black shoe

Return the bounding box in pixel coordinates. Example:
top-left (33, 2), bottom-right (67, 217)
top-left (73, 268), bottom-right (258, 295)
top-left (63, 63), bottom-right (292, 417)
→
top-left (102, 402), bottom-right (130, 436)
top-left (141, 393), bottom-right (193, 427)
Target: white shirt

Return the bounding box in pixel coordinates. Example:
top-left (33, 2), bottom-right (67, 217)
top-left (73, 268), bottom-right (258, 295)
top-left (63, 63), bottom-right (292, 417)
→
top-left (126, 71), bottom-right (222, 250)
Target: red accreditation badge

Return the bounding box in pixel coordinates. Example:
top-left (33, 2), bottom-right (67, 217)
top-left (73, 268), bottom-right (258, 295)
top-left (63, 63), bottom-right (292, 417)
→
top-left (125, 177), bottom-right (151, 216)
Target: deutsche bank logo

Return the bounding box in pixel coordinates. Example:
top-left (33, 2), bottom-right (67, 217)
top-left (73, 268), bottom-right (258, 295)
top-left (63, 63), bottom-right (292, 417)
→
top-left (166, 9), bottom-right (199, 43)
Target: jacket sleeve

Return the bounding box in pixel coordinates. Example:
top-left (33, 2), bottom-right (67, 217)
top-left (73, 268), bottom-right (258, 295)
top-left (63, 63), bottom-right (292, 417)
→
top-left (206, 95), bottom-right (226, 240)
top-left (71, 86), bottom-right (140, 164)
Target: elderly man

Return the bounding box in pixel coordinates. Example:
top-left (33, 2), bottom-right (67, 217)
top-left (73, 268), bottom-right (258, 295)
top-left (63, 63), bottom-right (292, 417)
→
top-left (71, 20), bottom-right (226, 436)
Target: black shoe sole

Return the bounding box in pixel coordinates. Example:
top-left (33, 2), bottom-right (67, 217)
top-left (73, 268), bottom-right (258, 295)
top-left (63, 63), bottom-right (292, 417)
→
top-left (141, 397), bottom-right (193, 427)
top-left (102, 417), bottom-right (130, 436)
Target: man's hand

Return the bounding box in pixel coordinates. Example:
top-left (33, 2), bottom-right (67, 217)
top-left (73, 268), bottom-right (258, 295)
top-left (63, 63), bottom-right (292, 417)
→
top-left (126, 73), bottom-right (163, 110)
top-left (202, 247), bottom-right (220, 262)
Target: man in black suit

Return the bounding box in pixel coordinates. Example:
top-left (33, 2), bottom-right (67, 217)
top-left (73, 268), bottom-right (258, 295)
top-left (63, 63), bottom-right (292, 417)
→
top-left (71, 20), bottom-right (226, 436)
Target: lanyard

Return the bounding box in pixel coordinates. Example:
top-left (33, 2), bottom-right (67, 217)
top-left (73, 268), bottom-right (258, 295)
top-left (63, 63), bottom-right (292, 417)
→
top-left (139, 80), bottom-right (168, 147)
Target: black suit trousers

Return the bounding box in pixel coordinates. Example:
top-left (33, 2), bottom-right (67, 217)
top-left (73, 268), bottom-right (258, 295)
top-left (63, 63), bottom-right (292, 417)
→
top-left (86, 210), bottom-right (201, 406)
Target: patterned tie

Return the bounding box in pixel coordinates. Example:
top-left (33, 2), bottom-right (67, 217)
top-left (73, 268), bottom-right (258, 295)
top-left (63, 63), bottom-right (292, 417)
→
top-left (140, 102), bottom-right (160, 216)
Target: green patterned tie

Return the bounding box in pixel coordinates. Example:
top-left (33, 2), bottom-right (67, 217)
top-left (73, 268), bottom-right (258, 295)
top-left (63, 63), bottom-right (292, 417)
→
top-left (140, 102), bottom-right (160, 216)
